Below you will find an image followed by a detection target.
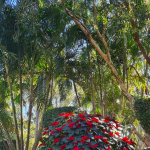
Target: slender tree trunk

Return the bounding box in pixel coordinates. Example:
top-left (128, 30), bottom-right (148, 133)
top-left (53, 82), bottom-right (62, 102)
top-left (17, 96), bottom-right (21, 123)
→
top-left (73, 81), bottom-right (81, 107)
top-left (0, 131), bottom-right (9, 150)
top-left (35, 107), bottom-right (40, 140)
top-left (103, 66), bottom-right (107, 117)
top-left (19, 52), bottom-right (24, 150)
top-left (87, 39), bottom-right (96, 114)
top-left (97, 60), bottom-right (104, 116)
top-left (120, 32), bottom-right (127, 111)
top-left (44, 73), bottom-right (51, 110)
top-left (0, 121), bottom-right (16, 150)
top-left (25, 61), bottom-right (34, 150)
top-left (4, 59), bottom-right (20, 150)
top-left (49, 76), bottom-right (53, 107)
top-left (112, 79), bottom-right (115, 117)
top-left (32, 120), bottom-right (43, 150)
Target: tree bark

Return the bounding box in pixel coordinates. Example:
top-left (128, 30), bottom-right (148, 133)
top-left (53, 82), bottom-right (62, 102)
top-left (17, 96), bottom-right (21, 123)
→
top-left (35, 106), bottom-right (40, 140)
top-left (25, 59), bottom-right (34, 150)
top-left (61, 0), bottom-right (134, 108)
top-left (124, 0), bottom-right (150, 65)
top-left (19, 51), bottom-right (24, 150)
top-left (112, 79), bottom-right (115, 117)
top-left (98, 64), bottom-right (104, 116)
top-left (0, 121), bottom-right (16, 150)
top-left (120, 32), bottom-right (127, 111)
top-left (0, 130), bottom-right (9, 150)
top-left (73, 81), bottom-right (81, 107)
top-left (87, 39), bottom-right (96, 114)
top-left (103, 66), bottom-right (107, 117)
top-left (4, 59), bottom-right (20, 150)
top-left (44, 73), bottom-right (51, 110)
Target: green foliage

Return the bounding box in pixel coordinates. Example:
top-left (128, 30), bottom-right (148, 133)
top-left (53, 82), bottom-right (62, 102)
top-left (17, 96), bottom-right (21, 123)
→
top-left (42, 106), bottom-right (76, 128)
top-left (134, 98), bottom-right (150, 135)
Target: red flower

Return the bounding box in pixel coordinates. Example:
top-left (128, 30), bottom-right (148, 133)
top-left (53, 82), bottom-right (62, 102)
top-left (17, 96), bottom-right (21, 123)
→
top-left (61, 135), bottom-right (65, 138)
top-left (50, 130), bottom-right (54, 134)
top-left (44, 127), bottom-right (49, 130)
top-left (48, 148), bottom-right (52, 150)
top-left (54, 138), bottom-right (60, 143)
top-left (81, 118), bottom-right (86, 121)
top-left (39, 143), bottom-right (46, 147)
top-left (60, 144), bottom-right (66, 149)
top-left (115, 132), bottom-right (119, 136)
top-left (39, 137), bottom-right (42, 140)
top-left (94, 136), bottom-right (103, 139)
top-left (91, 118), bottom-right (99, 122)
top-left (67, 136), bottom-right (74, 141)
top-left (73, 146), bottom-right (80, 150)
top-left (82, 136), bottom-right (90, 140)
top-left (80, 139), bottom-right (86, 143)
top-left (68, 122), bottom-right (75, 128)
top-left (107, 147), bottom-right (111, 150)
top-left (126, 140), bottom-right (136, 146)
top-left (67, 119), bottom-right (72, 123)
top-left (58, 113), bottom-right (73, 118)
top-left (122, 137), bottom-right (128, 142)
top-left (55, 127), bottom-right (63, 131)
top-left (108, 132), bottom-right (114, 137)
top-left (89, 142), bottom-right (98, 148)
top-left (42, 131), bottom-right (48, 135)
top-left (76, 124), bottom-right (81, 128)
top-left (77, 113), bottom-right (85, 118)
top-left (86, 120), bottom-right (93, 126)
top-left (102, 138), bottom-right (109, 143)
top-left (50, 122), bottom-right (59, 126)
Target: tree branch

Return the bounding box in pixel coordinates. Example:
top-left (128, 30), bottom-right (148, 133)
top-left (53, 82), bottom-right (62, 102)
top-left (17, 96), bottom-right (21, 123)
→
top-left (123, 0), bottom-right (150, 65)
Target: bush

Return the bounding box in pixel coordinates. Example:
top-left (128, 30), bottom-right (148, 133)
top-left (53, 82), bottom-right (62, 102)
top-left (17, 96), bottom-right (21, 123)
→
top-left (42, 106), bottom-right (77, 128)
top-left (134, 98), bottom-right (150, 135)
top-left (38, 112), bottom-right (136, 150)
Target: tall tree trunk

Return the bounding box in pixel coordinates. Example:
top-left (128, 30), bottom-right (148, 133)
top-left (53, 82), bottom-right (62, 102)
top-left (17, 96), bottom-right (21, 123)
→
top-left (32, 73), bottom-right (52, 150)
top-left (25, 60), bottom-right (34, 150)
top-left (120, 32), bottom-right (127, 111)
top-left (35, 106), bottom-right (40, 140)
top-left (4, 59), bottom-right (20, 150)
top-left (103, 66), bottom-right (107, 117)
top-left (49, 76), bottom-right (53, 107)
top-left (97, 57), bottom-right (104, 116)
top-left (32, 120), bottom-right (43, 150)
top-left (87, 39), bottom-right (96, 114)
top-left (0, 121), bottom-right (16, 150)
top-left (0, 131), bottom-right (9, 150)
top-left (19, 51), bottom-right (24, 150)
top-left (112, 79), bottom-right (115, 117)
top-left (44, 73), bottom-right (51, 110)
top-left (73, 81), bottom-right (81, 107)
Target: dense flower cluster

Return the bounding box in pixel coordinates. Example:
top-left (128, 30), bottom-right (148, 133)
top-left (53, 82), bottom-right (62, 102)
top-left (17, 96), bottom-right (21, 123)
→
top-left (38, 112), bottom-right (136, 150)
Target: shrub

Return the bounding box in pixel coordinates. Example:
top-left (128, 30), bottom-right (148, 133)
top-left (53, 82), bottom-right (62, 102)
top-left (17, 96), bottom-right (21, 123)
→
top-left (134, 98), bottom-right (150, 135)
top-left (42, 106), bottom-right (77, 128)
top-left (38, 112), bottom-right (136, 150)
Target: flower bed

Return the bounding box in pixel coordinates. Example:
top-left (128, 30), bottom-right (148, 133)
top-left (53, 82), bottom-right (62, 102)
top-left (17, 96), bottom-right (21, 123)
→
top-left (38, 112), bottom-right (136, 150)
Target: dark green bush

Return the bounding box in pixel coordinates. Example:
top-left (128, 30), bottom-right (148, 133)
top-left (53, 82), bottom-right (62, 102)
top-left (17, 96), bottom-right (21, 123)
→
top-left (42, 106), bottom-right (77, 128)
top-left (134, 98), bottom-right (150, 135)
